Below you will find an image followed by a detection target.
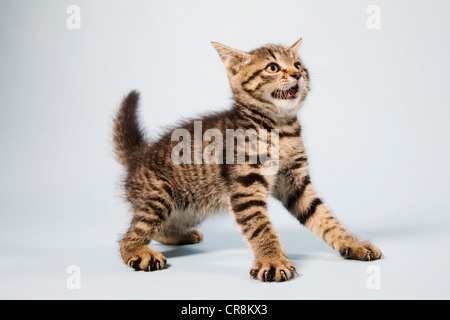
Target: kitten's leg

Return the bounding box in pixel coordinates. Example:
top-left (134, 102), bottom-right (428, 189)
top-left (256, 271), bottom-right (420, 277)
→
top-left (120, 177), bottom-right (174, 271)
top-left (277, 163), bottom-right (382, 261)
top-left (230, 172), bottom-right (296, 282)
top-left (153, 230), bottom-right (203, 245)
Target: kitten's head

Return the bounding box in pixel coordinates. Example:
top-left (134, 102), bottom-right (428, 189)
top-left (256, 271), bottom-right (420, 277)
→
top-left (212, 38), bottom-right (310, 118)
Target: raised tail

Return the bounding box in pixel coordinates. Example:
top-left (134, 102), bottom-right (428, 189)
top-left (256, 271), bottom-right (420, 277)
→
top-left (112, 90), bottom-right (147, 170)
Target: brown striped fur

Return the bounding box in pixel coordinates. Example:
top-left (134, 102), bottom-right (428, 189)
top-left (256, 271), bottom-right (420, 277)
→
top-left (112, 38), bottom-right (382, 282)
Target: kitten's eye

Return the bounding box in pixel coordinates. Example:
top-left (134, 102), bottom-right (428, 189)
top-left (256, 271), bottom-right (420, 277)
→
top-left (294, 62), bottom-right (302, 70)
top-left (265, 63), bottom-right (280, 73)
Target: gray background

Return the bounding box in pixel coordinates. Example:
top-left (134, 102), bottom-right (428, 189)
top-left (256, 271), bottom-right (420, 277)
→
top-left (0, 0), bottom-right (449, 299)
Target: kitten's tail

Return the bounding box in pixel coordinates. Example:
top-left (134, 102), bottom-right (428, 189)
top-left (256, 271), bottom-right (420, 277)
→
top-left (112, 90), bottom-right (147, 170)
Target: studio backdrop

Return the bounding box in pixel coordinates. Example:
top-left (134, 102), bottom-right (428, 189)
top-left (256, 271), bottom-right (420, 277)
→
top-left (0, 0), bottom-right (449, 299)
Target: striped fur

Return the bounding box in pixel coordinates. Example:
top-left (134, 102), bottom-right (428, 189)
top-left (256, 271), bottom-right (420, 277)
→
top-left (113, 39), bottom-right (382, 282)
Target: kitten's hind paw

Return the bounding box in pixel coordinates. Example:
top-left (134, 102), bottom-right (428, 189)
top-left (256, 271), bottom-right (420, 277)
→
top-left (122, 246), bottom-right (167, 271)
top-left (153, 230), bottom-right (203, 245)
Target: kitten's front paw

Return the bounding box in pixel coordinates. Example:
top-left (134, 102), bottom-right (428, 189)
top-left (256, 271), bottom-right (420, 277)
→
top-left (250, 257), bottom-right (297, 282)
top-left (339, 241), bottom-right (383, 261)
top-left (121, 246), bottom-right (167, 271)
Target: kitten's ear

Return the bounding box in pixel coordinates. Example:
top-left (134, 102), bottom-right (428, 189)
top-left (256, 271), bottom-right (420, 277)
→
top-left (211, 42), bottom-right (250, 75)
top-left (289, 38), bottom-right (303, 52)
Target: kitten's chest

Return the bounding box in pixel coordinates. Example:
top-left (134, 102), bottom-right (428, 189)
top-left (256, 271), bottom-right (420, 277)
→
top-left (277, 135), bottom-right (304, 162)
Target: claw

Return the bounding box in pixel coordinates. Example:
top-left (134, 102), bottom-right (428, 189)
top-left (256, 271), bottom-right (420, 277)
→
top-left (340, 247), bottom-right (351, 258)
top-left (290, 266), bottom-right (298, 276)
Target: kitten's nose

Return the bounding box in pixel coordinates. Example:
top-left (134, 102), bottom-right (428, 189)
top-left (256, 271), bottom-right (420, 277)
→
top-left (290, 72), bottom-right (301, 80)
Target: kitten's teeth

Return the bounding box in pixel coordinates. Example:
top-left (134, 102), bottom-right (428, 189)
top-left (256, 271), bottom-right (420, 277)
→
top-left (273, 85), bottom-right (299, 100)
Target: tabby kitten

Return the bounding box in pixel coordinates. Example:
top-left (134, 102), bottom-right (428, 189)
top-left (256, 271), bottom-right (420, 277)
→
top-left (113, 38), bottom-right (382, 282)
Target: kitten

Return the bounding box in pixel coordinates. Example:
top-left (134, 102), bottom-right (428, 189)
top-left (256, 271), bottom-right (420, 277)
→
top-left (112, 38), bottom-right (382, 282)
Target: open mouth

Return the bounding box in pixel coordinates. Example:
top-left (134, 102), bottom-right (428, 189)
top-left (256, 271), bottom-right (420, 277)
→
top-left (271, 84), bottom-right (299, 100)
